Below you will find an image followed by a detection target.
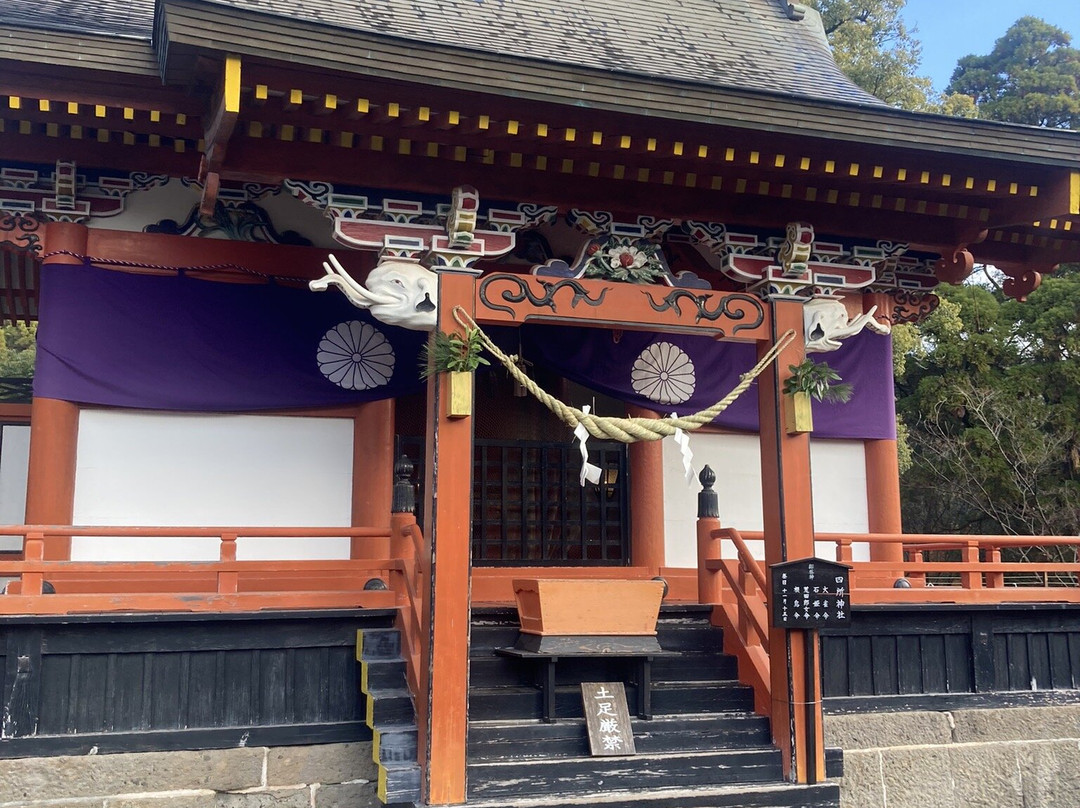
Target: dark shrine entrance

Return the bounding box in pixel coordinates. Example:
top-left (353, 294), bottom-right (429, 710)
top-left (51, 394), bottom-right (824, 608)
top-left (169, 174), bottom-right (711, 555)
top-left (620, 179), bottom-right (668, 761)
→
top-left (395, 364), bottom-right (632, 566)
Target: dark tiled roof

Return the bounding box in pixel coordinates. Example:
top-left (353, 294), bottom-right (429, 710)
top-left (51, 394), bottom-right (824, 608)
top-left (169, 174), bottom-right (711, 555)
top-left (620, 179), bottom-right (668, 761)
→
top-left (0, 0), bottom-right (885, 107)
top-left (0, 0), bottom-right (155, 39)
top-left (213, 0), bottom-right (885, 106)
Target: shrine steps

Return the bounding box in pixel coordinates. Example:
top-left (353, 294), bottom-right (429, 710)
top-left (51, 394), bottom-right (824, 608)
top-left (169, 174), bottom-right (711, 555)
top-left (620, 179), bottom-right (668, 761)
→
top-left (356, 629), bottom-right (422, 805)
top-left (466, 606), bottom-right (840, 808)
top-left (463, 781), bottom-right (842, 808)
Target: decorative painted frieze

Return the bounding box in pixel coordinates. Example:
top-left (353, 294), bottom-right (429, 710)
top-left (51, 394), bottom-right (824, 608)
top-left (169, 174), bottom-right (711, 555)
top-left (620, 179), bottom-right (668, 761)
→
top-left (147, 180), bottom-right (310, 244)
top-left (890, 290), bottom-right (940, 324)
top-left (0, 161), bottom-right (167, 223)
top-left (686, 219), bottom-right (905, 299)
top-left (534, 210), bottom-right (709, 288)
top-left (476, 273), bottom-right (768, 340)
top-left (333, 185), bottom-right (519, 273)
top-left (0, 212), bottom-right (42, 254)
top-left (283, 178), bottom-right (558, 243)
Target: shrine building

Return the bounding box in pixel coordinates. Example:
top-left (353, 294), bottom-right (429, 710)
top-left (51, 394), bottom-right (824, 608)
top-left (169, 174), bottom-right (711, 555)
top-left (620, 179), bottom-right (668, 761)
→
top-left (0, 1), bottom-right (1079, 807)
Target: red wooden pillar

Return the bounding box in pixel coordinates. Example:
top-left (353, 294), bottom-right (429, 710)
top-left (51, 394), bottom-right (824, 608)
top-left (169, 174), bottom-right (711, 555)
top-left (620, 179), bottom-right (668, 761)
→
top-left (626, 404), bottom-right (665, 571)
top-left (865, 439), bottom-right (903, 561)
top-left (863, 293), bottom-right (904, 564)
top-left (24, 222), bottom-right (88, 559)
top-left (419, 271), bottom-right (475, 805)
top-left (757, 298), bottom-right (822, 783)
top-left (352, 399), bottom-right (395, 558)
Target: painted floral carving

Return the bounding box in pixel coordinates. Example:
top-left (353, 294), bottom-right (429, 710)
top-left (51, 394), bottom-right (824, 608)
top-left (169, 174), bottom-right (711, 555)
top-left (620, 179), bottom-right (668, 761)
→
top-left (631, 342), bottom-right (696, 404)
top-left (317, 321), bottom-right (395, 390)
top-left (583, 237), bottom-right (667, 284)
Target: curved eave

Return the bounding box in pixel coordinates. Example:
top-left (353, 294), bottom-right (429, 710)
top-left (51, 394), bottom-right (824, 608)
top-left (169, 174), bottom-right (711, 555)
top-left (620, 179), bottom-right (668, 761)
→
top-left (154, 0), bottom-right (1080, 171)
top-left (0, 25), bottom-right (157, 78)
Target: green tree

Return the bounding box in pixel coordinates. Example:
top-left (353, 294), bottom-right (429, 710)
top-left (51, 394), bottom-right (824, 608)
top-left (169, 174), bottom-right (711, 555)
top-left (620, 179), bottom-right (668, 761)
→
top-left (947, 16), bottom-right (1080, 128)
top-left (0, 323), bottom-right (36, 378)
top-left (897, 279), bottom-right (1080, 538)
top-left (812, 0), bottom-right (935, 110)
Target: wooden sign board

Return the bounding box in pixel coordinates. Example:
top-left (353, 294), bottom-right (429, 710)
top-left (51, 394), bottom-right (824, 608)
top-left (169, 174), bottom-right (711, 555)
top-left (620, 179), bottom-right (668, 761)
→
top-left (581, 682), bottom-right (636, 756)
top-left (770, 557), bottom-right (851, 630)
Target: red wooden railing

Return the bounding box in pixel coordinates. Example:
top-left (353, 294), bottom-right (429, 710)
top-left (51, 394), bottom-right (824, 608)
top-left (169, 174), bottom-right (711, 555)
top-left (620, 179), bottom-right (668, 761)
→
top-left (0, 525), bottom-right (400, 614)
top-left (699, 526), bottom-right (771, 715)
top-left (697, 524), bottom-right (1080, 714)
top-left (389, 512), bottom-right (425, 696)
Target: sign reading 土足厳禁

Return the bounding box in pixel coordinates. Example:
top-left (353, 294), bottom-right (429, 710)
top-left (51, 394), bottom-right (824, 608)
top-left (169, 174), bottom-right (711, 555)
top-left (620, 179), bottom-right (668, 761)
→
top-left (581, 682), bottom-right (636, 756)
top-left (769, 558), bottom-right (851, 630)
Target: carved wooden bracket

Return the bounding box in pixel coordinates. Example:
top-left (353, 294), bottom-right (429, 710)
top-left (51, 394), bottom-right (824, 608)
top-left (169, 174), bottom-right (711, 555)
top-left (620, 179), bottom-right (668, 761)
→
top-left (198, 54), bottom-right (242, 216)
top-left (933, 248), bottom-right (974, 285)
top-left (1001, 267), bottom-right (1044, 301)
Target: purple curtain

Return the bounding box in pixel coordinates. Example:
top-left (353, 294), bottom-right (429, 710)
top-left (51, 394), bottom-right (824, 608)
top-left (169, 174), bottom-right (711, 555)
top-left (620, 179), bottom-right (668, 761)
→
top-left (35, 262), bottom-right (896, 438)
top-left (522, 325), bottom-right (896, 439)
top-left (34, 262), bottom-right (427, 410)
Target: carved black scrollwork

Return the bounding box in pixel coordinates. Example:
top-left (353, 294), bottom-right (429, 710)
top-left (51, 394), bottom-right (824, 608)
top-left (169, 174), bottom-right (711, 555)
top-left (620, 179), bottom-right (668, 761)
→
top-left (478, 274), bottom-right (608, 318)
top-left (0, 213), bottom-right (43, 254)
top-left (642, 289), bottom-right (765, 334)
top-left (891, 290), bottom-right (940, 324)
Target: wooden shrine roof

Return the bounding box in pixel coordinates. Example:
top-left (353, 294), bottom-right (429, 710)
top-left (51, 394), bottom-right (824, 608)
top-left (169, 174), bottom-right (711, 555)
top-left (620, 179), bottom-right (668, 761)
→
top-left (4, 0), bottom-right (883, 107)
top-left (0, 0), bottom-right (1078, 280)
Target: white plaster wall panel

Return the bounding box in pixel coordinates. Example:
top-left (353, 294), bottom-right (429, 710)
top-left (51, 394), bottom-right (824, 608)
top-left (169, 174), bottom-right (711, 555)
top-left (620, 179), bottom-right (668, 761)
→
top-left (663, 432), bottom-right (764, 568)
top-left (0, 424), bottom-right (30, 552)
top-left (72, 410), bottom-right (353, 561)
top-left (662, 434), bottom-right (870, 566)
top-left (810, 439), bottom-right (870, 562)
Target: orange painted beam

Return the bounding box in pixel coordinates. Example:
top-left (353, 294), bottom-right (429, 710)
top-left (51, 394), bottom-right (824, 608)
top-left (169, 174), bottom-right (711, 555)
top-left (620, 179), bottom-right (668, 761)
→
top-left (420, 272), bottom-right (476, 806)
top-left (627, 404), bottom-right (666, 570)
top-left (756, 299), bottom-right (820, 784)
top-left (473, 273), bottom-right (770, 340)
top-left (80, 228), bottom-right (336, 281)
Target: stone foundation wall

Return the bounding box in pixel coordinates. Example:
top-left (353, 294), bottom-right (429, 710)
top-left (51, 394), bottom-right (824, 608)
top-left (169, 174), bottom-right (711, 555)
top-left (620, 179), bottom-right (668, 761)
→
top-left (0, 742), bottom-right (379, 808)
top-left (827, 706), bottom-right (1080, 808)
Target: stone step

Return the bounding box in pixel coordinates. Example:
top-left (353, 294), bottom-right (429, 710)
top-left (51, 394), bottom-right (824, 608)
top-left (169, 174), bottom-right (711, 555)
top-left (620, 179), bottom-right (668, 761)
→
top-left (373, 724), bottom-right (418, 766)
top-left (366, 688), bottom-right (415, 727)
top-left (469, 681), bottom-right (755, 722)
top-left (468, 713), bottom-right (773, 760)
top-left (362, 657), bottom-right (408, 691)
top-left (463, 781), bottom-right (841, 808)
top-left (378, 760), bottom-right (422, 805)
top-left (466, 747), bottom-right (784, 800)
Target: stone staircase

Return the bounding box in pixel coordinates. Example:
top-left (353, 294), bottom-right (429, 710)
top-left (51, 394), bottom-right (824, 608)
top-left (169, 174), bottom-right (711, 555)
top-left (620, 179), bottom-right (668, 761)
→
top-left (356, 629), bottom-right (422, 805)
top-left (465, 606), bottom-right (841, 808)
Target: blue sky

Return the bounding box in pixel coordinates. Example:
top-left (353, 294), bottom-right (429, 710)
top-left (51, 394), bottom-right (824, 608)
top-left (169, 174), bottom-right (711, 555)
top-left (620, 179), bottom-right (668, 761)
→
top-left (900, 0), bottom-right (1079, 92)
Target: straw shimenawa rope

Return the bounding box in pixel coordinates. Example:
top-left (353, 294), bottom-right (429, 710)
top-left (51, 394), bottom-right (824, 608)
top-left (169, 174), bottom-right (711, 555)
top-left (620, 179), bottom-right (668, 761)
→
top-left (452, 306), bottom-right (796, 443)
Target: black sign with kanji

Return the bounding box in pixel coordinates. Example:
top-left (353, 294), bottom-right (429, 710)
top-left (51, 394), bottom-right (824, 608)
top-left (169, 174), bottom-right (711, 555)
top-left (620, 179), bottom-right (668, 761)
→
top-left (770, 557), bottom-right (851, 629)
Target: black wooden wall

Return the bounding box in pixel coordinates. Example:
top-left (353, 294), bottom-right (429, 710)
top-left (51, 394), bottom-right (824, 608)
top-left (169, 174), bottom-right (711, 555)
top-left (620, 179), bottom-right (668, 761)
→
top-left (821, 604), bottom-right (1080, 712)
top-left (0, 609), bottom-right (396, 757)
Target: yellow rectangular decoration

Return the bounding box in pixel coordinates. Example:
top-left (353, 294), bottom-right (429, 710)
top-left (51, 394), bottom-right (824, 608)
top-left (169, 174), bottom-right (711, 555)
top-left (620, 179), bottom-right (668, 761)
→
top-left (1071, 171), bottom-right (1080, 214)
top-left (224, 55), bottom-right (242, 114)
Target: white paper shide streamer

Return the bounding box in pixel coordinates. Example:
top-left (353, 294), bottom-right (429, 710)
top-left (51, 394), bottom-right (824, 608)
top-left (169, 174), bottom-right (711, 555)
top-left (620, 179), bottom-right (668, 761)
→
top-left (670, 411), bottom-right (695, 485)
top-left (574, 404), bottom-right (603, 487)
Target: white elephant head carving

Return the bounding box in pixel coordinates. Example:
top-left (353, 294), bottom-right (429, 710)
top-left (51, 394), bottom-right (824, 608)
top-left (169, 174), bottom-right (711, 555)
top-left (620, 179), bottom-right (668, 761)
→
top-left (310, 254), bottom-right (438, 331)
top-left (804, 298), bottom-right (891, 353)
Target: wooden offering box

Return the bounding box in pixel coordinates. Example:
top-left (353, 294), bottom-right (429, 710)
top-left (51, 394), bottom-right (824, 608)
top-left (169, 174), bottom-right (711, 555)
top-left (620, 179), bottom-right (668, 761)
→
top-left (512, 578), bottom-right (666, 636)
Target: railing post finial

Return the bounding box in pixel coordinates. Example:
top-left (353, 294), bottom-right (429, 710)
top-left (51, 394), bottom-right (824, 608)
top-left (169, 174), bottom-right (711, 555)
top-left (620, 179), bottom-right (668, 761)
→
top-left (698, 465), bottom-right (719, 519)
top-left (392, 453), bottom-right (416, 514)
